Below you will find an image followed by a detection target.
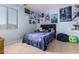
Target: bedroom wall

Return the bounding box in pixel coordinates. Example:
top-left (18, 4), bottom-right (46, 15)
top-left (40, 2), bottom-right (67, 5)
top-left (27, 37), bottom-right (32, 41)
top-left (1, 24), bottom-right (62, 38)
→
top-left (36, 4), bottom-right (79, 39)
top-left (36, 10), bottom-right (58, 29)
top-left (0, 4), bottom-right (37, 45)
top-left (56, 4), bottom-right (79, 39)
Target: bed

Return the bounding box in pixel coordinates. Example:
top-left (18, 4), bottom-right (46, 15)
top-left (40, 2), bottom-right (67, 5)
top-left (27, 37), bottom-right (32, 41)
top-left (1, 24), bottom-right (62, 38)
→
top-left (22, 24), bottom-right (56, 51)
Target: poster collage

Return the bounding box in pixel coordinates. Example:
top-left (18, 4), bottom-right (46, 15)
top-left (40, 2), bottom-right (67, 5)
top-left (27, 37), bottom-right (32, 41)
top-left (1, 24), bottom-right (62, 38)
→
top-left (26, 6), bottom-right (73, 24)
top-left (28, 12), bottom-right (58, 24)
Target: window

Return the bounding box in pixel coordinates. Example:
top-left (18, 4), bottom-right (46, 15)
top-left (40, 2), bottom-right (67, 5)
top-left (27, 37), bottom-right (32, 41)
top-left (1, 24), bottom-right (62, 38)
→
top-left (0, 6), bottom-right (7, 29)
top-left (8, 8), bottom-right (18, 29)
top-left (0, 5), bottom-right (18, 29)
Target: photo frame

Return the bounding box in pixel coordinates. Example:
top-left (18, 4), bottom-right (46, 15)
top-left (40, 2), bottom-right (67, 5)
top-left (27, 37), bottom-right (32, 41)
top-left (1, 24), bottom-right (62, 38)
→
top-left (51, 14), bottom-right (58, 23)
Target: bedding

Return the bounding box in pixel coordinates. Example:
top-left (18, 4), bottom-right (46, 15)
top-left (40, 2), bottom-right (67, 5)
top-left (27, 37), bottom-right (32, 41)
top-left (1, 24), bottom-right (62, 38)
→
top-left (22, 32), bottom-right (56, 51)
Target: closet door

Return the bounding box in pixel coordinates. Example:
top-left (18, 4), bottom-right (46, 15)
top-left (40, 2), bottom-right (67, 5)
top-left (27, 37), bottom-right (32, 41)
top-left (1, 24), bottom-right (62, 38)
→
top-left (8, 8), bottom-right (18, 29)
top-left (0, 6), bottom-right (7, 29)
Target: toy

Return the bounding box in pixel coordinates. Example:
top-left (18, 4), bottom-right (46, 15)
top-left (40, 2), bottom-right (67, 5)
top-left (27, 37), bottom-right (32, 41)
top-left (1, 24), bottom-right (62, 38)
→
top-left (69, 35), bottom-right (78, 43)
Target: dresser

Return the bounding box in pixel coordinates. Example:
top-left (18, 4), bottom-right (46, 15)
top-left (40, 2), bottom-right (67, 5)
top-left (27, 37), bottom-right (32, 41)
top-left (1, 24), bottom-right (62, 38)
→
top-left (0, 37), bottom-right (4, 54)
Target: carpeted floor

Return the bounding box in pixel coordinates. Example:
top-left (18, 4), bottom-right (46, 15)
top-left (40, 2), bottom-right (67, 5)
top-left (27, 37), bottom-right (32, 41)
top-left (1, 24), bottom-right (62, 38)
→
top-left (4, 39), bottom-right (79, 54)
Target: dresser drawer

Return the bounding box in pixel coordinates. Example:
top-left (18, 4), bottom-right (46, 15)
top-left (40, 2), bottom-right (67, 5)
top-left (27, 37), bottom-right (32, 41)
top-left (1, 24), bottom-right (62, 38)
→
top-left (0, 43), bottom-right (4, 46)
top-left (0, 51), bottom-right (4, 54)
top-left (0, 40), bottom-right (4, 46)
top-left (0, 37), bottom-right (4, 54)
top-left (0, 46), bottom-right (4, 51)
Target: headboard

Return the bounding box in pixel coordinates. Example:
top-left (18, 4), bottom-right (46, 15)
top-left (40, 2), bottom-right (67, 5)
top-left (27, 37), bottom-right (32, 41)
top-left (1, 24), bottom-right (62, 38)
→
top-left (40, 24), bottom-right (56, 32)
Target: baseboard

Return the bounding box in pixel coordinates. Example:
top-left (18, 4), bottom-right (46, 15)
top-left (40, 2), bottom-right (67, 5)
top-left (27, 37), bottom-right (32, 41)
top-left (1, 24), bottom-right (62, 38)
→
top-left (4, 38), bottom-right (22, 46)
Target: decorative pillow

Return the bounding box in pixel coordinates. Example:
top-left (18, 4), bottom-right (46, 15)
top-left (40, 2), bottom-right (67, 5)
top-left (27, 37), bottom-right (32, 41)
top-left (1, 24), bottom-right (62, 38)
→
top-left (69, 35), bottom-right (78, 43)
top-left (51, 28), bottom-right (55, 32)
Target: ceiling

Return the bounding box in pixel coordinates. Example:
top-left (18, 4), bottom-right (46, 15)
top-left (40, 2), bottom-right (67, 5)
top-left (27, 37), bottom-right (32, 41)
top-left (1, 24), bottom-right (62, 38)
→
top-left (25, 4), bottom-right (73, 13)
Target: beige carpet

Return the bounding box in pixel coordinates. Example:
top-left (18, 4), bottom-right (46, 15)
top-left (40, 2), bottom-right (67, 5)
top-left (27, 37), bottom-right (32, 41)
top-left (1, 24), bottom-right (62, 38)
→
top-left (4, 39), bottom-right (79, 54)
top-left (4, 40), bottom-right (50, 54)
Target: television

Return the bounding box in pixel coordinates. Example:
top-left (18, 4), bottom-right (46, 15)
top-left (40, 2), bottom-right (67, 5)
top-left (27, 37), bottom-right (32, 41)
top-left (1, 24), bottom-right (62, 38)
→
top-left (25, 8), bottom-right (30, 14)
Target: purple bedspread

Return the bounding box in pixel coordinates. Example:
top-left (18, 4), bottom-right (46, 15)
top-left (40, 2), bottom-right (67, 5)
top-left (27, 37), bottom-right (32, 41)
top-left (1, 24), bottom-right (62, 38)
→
top-left (27, 32), bottom-right (52, 41)
top-left (22, 32), bottom-right (56, 51)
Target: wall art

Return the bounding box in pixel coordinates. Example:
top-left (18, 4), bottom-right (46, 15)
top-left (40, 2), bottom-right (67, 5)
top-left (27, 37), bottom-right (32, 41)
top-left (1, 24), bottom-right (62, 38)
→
top-left (51, 14), bottom-right (58, 23)
top-left (29, 20), bottom-right (32, 24)
top-left (45, 13), bottom-right (50, 21)
top-left (60, 6), bottom-right (72, 22)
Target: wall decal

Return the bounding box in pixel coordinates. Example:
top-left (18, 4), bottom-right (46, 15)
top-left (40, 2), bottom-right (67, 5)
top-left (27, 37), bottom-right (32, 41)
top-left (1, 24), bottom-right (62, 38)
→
top-left (29, 20), bottom-right (32, 24)
top-left (38, 13), bottom-right (45, 18)
top-left (60, 6), bottom-right (72, 22)
top-left (45, 13), bottom-right (50, 21)
top-left (37, 19), bottom-right (40, 23)
top-left (29, 11), bottom-right (37, 24)
top-left (41, 13), bottom-right (44, 18)
top-left (51, 14), bottom-right (58, 23)
top-left (30, 11), bottom-right (35, 19)
top-left (32, 21), bottom-right (36, 24)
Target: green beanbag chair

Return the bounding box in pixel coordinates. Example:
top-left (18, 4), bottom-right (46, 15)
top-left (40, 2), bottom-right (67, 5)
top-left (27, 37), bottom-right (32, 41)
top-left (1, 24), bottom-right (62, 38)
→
top-left (69, 35), bottom-right (78, 43)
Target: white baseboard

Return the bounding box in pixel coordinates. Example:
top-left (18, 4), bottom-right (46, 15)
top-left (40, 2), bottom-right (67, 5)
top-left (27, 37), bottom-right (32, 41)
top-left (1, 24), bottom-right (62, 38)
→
top-left (4, 38), bottom-right (22, 46)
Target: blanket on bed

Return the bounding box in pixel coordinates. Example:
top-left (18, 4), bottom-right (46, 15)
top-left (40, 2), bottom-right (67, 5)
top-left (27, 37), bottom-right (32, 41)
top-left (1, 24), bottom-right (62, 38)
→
top-left (22, 32), bottom-right (56, 51)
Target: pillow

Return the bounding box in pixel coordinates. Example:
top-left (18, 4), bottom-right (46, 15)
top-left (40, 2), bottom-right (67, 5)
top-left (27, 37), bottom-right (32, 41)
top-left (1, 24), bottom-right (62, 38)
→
top-left (35, 29), bottom-right (40, 32)
top-left (69, 35), bottom-right (78, 43)
top-left (39, 27), bottom-right (43, 31)
top-left (51, 28), bottom-right (55, 32)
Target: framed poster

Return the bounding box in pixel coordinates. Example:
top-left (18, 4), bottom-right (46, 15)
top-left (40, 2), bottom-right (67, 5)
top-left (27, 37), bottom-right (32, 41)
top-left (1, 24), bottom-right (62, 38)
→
top-left (60, 6), bottom-right (72, 22)
top-left (51, 14), bottom-right (58, 23)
